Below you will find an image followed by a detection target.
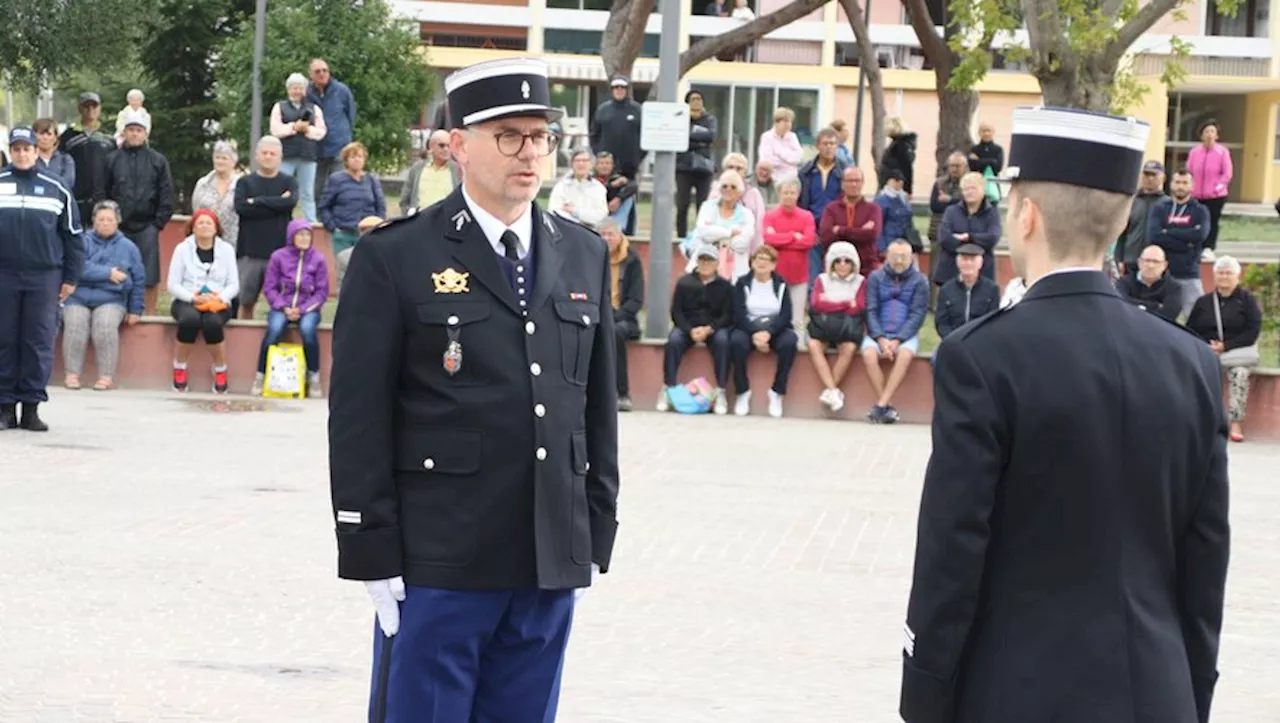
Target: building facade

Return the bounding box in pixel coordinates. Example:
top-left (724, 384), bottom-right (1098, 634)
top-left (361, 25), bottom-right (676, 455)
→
top-left (393, 0), bottom-right (1280, 202)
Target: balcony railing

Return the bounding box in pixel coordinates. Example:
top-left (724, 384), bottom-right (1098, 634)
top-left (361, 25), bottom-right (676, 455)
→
top-left (1133, 54), bottom-right (1271, 78)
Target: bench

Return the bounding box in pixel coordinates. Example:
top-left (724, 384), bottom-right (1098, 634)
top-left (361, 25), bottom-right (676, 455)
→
top-left (52, 320), bottom-right (1280, 440)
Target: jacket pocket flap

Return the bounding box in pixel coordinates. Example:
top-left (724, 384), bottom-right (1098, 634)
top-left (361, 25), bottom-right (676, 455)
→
top-left (417, 302), bottom-right (490, 327)
top-left (570, 430), bottom-right (588, 475)
top-left (395, 427), bottom-right (483, 474)
top-left (554, 301), bottom-right (599, 327)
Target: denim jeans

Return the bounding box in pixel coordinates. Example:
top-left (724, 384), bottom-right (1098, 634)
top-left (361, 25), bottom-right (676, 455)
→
top-left (609, 196), bottom-right (635, 229)
top-left (280, 158), bottom-right (318, 222)
top-left (257, 310), bottom-right (322, 373)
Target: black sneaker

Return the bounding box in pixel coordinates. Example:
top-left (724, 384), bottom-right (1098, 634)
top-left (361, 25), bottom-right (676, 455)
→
top-left (617, 396), bottom-right (633, 412)
top-left (19, 403), bottom-right (48, 432)
top-left (0, 404), bottom-right (17, 431)
top-left (867, 405), bottom-right (885, 423)
top-left (881, 405), bottom-right (900, 424)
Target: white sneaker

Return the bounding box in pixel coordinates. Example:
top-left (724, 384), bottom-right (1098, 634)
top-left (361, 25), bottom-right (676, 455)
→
top-left (767, 389), bottom-right (783, 418)
top-left (250, 373), bottom-right (264, 397)
top-left (713, 388), bottom-right (728, 415)
top-left (831, 389), bottom-right (845, 412)
top-left (734, 390), bottom-right (751, 416)
top-left (1201, 248), bottom-right (1216, 262)
top-left (656, 389), bottom-right (670, 412)
top-left (307, 372), bottom-right (323, 399)
top-left (819, 388), bottom-right (835, 409)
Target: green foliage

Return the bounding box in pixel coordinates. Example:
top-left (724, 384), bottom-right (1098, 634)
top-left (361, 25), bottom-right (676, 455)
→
top-left (217, 0), bottom-right (433, 173)
top-left (1242, 263), bottom-right (1280, 333)
top-left (0, 0), bottom-right (157, 90)
top-left (140, 0), bottom-right (255, 211)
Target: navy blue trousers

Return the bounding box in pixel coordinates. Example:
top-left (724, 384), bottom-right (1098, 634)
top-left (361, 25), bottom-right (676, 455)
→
top-left (369, 586), bottom-right (575, 723)
top-left (0, 269), bottom-right (62, 405)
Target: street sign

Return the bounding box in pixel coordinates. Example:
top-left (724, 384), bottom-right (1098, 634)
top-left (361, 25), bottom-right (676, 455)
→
top-left (640, 101), bottom-right (691, 153)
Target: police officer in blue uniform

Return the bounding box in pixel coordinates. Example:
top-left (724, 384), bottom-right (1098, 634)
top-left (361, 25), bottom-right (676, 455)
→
top-left (0, 127), bottom-right (84, 431)
top-left (900, 108), bottom-right (1230, 723)
top-left (328, 58), bottom-right (620, 722)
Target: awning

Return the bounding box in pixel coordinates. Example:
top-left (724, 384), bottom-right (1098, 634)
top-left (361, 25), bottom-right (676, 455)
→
top-left (545, 58), bottom-right (660, 84)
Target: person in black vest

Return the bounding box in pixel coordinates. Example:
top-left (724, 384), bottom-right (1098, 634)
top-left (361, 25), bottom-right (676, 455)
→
top-left (269, 72), bottom-right (327, 223)
top-left (901, 107), bottom-right (1229, 723)
top-left (328, 57), bottom-right (619, 722)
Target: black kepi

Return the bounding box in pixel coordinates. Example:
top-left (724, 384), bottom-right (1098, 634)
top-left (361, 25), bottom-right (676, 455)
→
top-left (444, 57), bottom-right (564, 129)
top-left (997, 107), bottom-right (1151, 195)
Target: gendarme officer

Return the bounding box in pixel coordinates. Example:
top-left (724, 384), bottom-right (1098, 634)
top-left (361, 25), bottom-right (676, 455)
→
top-left (0, 127), bottom-right (84, 431)
top-left (900, 107), bottom-right (1229, 723)
top-left (328, 57), bottom-right (620, 722)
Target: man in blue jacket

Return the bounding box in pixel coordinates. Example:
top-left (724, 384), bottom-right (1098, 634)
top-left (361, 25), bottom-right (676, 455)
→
top-left (0, 127), bottom-right (84, 431)
top-left (859, 239), bottom-right (928, 424)
top-left (307, 58), bottom-right (358, 205)
top-left (1146, 167), bottom-right (1209, 319)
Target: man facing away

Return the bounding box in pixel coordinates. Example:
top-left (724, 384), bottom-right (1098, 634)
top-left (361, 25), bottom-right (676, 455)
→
top-left (328, 57), bottom-right (619, 722)
top-left (901, 107), bottom-right (1229, 723)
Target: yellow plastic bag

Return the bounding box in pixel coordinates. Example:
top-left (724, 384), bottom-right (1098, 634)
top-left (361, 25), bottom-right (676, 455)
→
top-left (263, 342), bottom-right (307, 399)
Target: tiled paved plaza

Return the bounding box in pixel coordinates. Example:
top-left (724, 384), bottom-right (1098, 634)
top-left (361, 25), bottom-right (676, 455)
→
top-left (1, 390), bottom-right (1278, 722)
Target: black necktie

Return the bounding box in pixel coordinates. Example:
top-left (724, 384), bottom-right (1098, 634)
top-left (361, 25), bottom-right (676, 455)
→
top-left (499, 230), bottom-right (521, 261)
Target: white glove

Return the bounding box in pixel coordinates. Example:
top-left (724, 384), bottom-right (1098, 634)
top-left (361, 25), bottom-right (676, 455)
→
top-left (365, 576), bottom-right (406, 636)
top-left (574, 564), bottom-right (600, 602)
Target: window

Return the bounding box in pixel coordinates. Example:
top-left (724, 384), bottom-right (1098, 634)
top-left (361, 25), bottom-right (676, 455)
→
top-left (689, 83), bottom-right (821, 169)
top-left (1273, 105), bottom-right (1280, 161)
top-left (1208, 0), bottom-right (1270, 37)
top-left (544, 30), bottom-right (660, 57)
top-left (548, 0), bottom-right (617, 9)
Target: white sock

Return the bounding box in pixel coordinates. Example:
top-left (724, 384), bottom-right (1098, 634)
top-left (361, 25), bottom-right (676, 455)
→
top-left (255, 371), bottom-right (265, 379)
top-left (213, 364), bottom-right (227, 373)
top-left (173, 361), bottom-right (187, 370)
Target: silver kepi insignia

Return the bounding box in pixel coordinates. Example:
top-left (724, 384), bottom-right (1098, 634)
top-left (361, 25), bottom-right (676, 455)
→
top-left (452, 209), bottom-right (471, 232)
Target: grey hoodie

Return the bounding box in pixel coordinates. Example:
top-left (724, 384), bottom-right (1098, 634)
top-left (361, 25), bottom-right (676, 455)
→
top-left (1117, 189), bottom-right (1167, 266)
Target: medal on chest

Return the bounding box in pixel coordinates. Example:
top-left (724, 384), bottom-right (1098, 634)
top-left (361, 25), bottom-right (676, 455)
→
top-left (443, 326), bottom-right (463, 376)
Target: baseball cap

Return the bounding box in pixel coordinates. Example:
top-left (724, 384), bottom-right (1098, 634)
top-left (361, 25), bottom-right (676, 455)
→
top-left (955, 243), bottom-right (985, 256)
top-left (78, 91), bottom-right (101, 105)
top-left (610, 75), bottom-right (630, 88)
top-left (8, 127), bottom-right (35, 147)
top-left (121, 109), bottom-right (150, 130)
top-left (693, 245), bottom-right (718, 261)
top-left (1142, 160), bottom-right (1164, 174)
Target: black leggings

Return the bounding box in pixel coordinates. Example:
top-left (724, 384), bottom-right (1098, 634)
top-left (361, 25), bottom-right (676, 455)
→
top-left (172, 300), bottom-right (232, 345)
top-left (675, 172), bottom-right (712, 238)
top-left (1200, 197), bottom-right (1226, 251)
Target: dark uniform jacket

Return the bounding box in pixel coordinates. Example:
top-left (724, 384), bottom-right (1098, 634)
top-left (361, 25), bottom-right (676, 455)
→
top-left (104, 145), bottom-right (175, 235)
top-left (902, 271), bottom-right (1229, 723)
top-left (0, 166), bottom-right (84, 283)
top-left (328, 187), bottom-right (620, 592)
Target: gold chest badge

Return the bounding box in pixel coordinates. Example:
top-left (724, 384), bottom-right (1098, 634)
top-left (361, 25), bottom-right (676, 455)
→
top-left (432, 268), bottom-right (470, 294)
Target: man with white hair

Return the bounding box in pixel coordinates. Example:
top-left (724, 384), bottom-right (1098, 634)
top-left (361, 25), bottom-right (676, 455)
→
top-left (232, 136), bottom-right (298, 319)
top-left (400, 129), bottom-right (460, 215)
top-left (901, 107), bottom-right (1229, 723)
top-left (104, 110), bottom-right (173, 315)
top-left (269, 72), bottom-right (327, 222)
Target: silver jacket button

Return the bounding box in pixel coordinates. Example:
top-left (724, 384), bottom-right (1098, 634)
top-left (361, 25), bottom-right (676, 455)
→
top-left (534, 404), bottom-right (546, 417)
top-left (582, 315), bottom-right (591, 326)
top-left (423, 458), bottom-right (435, 470)
top-left (530, 362), bottom-right (542, 376)
top-left (447, 315), bottom-right (459, 326)
top-left (525, 321), bottom-right (536, 335)
top-left (536, 447), bottom-right (547, 461)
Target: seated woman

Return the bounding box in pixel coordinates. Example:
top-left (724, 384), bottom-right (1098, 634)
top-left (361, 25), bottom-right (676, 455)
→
top-left (684, 169), bottom-right (755, 282)
top-left (729, 244), bottom-right (797, 418)
top-left (1186, 255), bottom-right (1263, 442)
top-left (660, 245), bottom-right (735, 414)
top-left (61, 200), bottom-right (145, 391)
top-left (251, 219), bottom-right (330, 398)
top-left (166, 209), bottom-right (239, 394)
top-left (806, 242), bottom-right (866, 413)
top-left (600, 219), bottom-right (645, 412)
top-left (549, 149), bottom-right (609, 229)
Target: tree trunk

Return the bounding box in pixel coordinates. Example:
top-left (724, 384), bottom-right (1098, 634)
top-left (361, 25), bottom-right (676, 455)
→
top-left (838, 0), bottom-right (886, 168)
top-left (1033, 59), bottom-right (1116, 111)
top-left (677, 0), bottom-right (831, 78)
top-left (936, 85), bottom-right (978, 168)
top-left (602, 0), bottom-right (655, 81)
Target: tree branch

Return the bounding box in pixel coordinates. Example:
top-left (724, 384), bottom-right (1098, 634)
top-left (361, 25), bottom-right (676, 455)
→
top-left (839, 0), bottom-right (887, 165)
top-left (1021, 0), bottom-right (1069, 76)
top-left (900, 0), bottom-right (949, 70)
top-left (1107, 0), bottom-right (1182, 65)
top-left (602, 0), bottom-right (656, 79)
top-left (678, 0), bottom-right (831, 77)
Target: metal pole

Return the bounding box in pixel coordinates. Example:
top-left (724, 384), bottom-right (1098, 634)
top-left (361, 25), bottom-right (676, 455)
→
top-left (850, 0), bottom-right (872, 162)
top-left (644, 0), bottom-right (681, 340)
top-left (249, 0), bottom-right (268, 170)
top-left (5, 73), bottom-right (14, 130)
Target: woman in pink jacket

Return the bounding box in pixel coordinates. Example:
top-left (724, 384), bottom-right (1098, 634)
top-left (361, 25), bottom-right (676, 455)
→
top-left (1186, 119), bottom-right (1232, 259)
top-left (757, 107), bottom-right (803, 182)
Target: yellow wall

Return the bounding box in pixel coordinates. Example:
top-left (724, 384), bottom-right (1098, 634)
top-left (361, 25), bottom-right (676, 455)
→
top-left (1123, 77), bottom-right (1171, 167)
top-left (1242, 92), bottom-right (1280, 202)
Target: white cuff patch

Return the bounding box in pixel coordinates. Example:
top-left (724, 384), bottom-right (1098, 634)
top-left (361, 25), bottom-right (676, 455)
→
top-left (903, 623), bottom-right (915, 658)
top-left (336, 510), bottom-right (362, 525)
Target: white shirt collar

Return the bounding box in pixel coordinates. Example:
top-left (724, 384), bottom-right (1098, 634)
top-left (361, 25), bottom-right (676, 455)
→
top-left (461, 185), bottom-right (533, 259)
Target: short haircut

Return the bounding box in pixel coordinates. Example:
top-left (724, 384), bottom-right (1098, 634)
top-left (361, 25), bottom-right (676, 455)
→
top-left (773, 107), bottom-right (795, 123)
top-left (211, 140), bottom-right (238, 162)
top-left (340, 142), bottom-right (368, 164)
top-left (829, 119), bottom-right (848, 132)
top-left (778, 178), bottom-right (802, 193)
top-left (571, 148), bottom-right (593, 162)
top-left (92, 199), bottom-right (122, 223)
top-left (886, 116), bottom-right (908, 137)
top-left (256, 135), bottom-right (283, 152)
top-left (886, 238), bottom-right (914, 254)
top-left (33, 118), bottom-right (57, 135)
top-left (286, 72), bottom-right (308, 89)
top-left (718, 169), bottom-right (745, 192)
top-left (959, 171), bottom-right (985, 188)
top-left (127, 89), bottom-right (145, 102)
top-left (753, 244), bottom-right (779, 262)
top-left (1012, 181), bottom-right (1133, 261)
top-left (816, 127), bottom-right (839, 143)
top-left (1213, 254), bottom-right (1241, 275)
top-left (722, 152), bottom-right (748, 169)
top-left (1174, 166), bottom-right (1193, 178)
top-left (595, 151), bottom-right (614, 163)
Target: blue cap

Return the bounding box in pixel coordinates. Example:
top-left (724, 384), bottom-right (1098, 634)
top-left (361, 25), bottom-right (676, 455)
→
top-left (8, 127), bottom-right (35, 146)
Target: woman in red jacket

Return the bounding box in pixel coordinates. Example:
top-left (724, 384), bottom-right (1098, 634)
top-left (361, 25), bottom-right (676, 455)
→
top-left (807, 241), bottom-right (867, 412)
top-left (761, 178), bottom-right (816, 338)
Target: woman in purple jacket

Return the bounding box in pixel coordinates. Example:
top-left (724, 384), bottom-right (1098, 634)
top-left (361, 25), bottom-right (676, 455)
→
top-left (251, 218), bottom-right (330, 398)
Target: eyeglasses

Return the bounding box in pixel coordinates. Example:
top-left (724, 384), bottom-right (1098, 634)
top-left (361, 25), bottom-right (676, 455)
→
top-left (483, 130), bottom-right (560, 157)
top-left (834, 258), bottom-right (853, 263)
